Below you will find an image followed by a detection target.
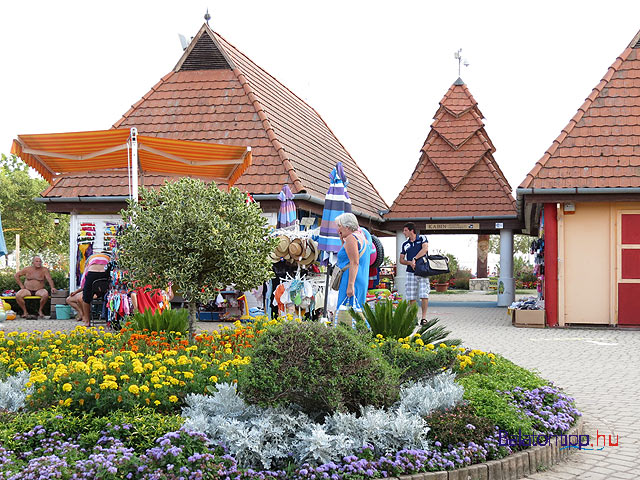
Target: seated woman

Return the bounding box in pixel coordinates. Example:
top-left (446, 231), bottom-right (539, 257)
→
top-left (335, 212), bottom-right (372, 310)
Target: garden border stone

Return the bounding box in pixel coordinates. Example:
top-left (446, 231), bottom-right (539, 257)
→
top-left (396, 418), bottom-right (583, 480)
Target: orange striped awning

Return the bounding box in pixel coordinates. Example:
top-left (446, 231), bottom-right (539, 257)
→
top-left (10, 128), bottom-right (252, 186)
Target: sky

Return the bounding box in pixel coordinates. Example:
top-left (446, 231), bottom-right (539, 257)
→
top-left (2, 1), bottom-right (640, 270)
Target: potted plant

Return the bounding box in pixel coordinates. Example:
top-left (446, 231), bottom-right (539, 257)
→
top-left (431, 272), bottom-right (452, 292)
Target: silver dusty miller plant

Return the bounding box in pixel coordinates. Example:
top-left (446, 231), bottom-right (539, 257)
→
top-left (182, 372), bottom-right (462, 469)
top-left (0, 371), bottom-right (33, 412)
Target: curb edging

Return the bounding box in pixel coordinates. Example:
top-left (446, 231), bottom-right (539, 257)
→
top-left (396, 418), bottom-right (583, 480)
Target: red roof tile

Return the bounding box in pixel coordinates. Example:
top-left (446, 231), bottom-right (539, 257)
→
top-left (43, 24), bottom-right (387, 219)
top-left (520, 31), bottom-right (640, 190)
top-left (386, 79), bottom-right (516, 219)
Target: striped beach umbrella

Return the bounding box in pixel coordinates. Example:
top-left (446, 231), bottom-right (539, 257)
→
top-left (318, 162), bottom-right (352, 264)
top-left (277, 185), bottom-right (297, 228)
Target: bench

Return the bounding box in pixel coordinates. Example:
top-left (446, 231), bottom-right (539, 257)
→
top-left (1, 295), bottom-right (42, 301)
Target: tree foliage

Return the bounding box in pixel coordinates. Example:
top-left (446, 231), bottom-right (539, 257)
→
top-left (117, 178), bottom-right (278, 336)
top-left (488, 234), bottom-right (531, 256)
top-left (0, 154), bottom-right (69, 255)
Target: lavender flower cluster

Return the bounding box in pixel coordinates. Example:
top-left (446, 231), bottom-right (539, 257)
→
top-left (505, 385), bottom-right (581, 435)
top-left (0, 423), bottom-right (513, 479)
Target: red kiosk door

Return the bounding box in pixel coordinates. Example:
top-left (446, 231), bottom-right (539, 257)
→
top-left (618, 212), bottom-right (640, 325)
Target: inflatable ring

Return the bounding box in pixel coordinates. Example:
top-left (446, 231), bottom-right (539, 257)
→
top-left (370, 235), bottom-right (385, 269)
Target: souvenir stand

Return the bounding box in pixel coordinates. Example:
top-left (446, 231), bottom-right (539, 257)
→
top-left (266, 222), bottom-right (325, 320)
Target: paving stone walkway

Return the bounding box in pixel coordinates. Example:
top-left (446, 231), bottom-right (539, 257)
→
top-left (2, 296), bottom-right (637, 479)
top-left (428, 299), bottom-right (639, 479)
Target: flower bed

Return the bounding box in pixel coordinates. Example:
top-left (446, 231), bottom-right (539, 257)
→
top-left (0, 318), bottom-right (581, 479)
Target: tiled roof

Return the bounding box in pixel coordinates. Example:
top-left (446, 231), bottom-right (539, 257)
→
top-left (386, 79), bottom-right (516, 219)
top-left (40, 169), bottom-right (209, 198)
top-left (520, 30), bottom-right (640, 190)
top-left (43, 24), bottom-right (387, 219)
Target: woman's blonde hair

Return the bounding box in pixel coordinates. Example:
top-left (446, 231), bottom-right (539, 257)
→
top-left (335, 212), bottom-right (359, 231)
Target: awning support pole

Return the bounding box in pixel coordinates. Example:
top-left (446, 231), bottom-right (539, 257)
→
top-left (130, 127), bottom-right (139, 201)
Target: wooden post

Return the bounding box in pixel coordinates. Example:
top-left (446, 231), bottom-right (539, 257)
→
top-left (15, 234), bottom-right (20, 270)
top-left (544, 203), bottom-right (558, 327)
top-left (476, 234), bottom-right (489, 278)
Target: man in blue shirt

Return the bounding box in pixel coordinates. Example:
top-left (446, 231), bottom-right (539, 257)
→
top-left (399, 222), bottom-right (429, 325)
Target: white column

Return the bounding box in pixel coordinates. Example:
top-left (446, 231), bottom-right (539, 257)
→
top-left (130, 127), bottom-right (139, 201)
top-left (395, 231), bottom-right (406, 297)
top-left (69, 214), bottom-right (78, 291)
top-left (497, 228), bottom-right (515, 306)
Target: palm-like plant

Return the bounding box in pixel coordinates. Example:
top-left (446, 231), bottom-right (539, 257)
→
top-left (417, 318), bottom-right (461, 346)
top-left (349, 298), bottom-right (461, 345)
top-left (350, 299), bottom-right (417, 339)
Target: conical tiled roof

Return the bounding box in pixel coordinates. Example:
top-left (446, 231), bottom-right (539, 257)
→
top-left (42, 24), bottom-right (387, 220)
top-left (386, 79), bottom-right (516, 219)
top-left (520, 30), bottom-right (640, 190)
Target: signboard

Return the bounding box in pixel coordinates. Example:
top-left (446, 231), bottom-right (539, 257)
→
top-left (425, 223), bottom-right (480, 230)
top-left (495, 222), bottom-right (504, 229)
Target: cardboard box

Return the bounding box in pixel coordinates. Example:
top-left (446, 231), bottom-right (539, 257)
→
top-left (514, 309), bottom-right (545, 328)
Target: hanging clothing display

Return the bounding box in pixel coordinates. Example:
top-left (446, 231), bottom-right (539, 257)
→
top-left (76, 222), bottom-right (96, 285)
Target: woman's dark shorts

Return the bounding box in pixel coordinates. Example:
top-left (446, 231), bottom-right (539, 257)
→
top-left (82, 271), bottom-right (109, 303)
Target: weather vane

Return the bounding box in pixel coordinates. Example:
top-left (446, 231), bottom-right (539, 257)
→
top-left (204, 8), bottom-right (211, 26)
top-left (454, 48), bottom-right (470, 77)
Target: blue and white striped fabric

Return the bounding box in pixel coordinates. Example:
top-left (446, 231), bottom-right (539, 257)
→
top-left (277, 185), bottom-right (297, 228)
top-left (0, 211), bottom-right (6, 256)
top-left (318, 162), bottom-right (352, 264)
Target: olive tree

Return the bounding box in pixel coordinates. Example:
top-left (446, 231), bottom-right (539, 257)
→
top-left (117, 178), bottom-right (277, 338)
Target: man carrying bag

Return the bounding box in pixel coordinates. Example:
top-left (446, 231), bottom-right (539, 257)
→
top-left (399, 222), bottom-right (430, 326)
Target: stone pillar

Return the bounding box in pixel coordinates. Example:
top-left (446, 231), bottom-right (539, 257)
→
top-left (395, 231), bottom-right (406, 297)
top-left (497, 228), bottom-right (515, 306)
top-left (476, 234), bottom-right (490, 278)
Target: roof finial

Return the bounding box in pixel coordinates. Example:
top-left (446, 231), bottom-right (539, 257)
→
top-left (453, 48), bottom-right (470, 81)
top-left (204, 8), bottom-right (211, 26)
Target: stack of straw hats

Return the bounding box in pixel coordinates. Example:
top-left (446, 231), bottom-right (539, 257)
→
top-left (270, 235), bottom-right (319, 266)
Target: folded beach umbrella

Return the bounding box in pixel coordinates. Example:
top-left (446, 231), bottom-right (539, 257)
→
top-left (277, 185), bottom-right (297, 228)
top-left (0, 211), bottom-right (7, 256)
top-left (317, 162), bottom-right (352, 265)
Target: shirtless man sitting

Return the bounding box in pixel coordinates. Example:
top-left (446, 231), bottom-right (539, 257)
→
top-left (14, 256), bottom-right (56, 319)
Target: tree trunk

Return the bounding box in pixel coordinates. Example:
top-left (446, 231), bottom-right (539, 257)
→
top-left (188, 301), bottom-right (197, 341)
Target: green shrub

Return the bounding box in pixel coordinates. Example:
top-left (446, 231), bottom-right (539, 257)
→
top-left (128, 308), bottom-right (189, 334)
top-left (0, 406), bottom-right (184, 454)
top-left (426, 403), bottom-right (497, 449)
top-left (354, 298), bottom-right (418, 339)
top-left (238, 321), bottom-right (401, 416)
top-left (379, 341), bottom-right (457, 383)
top-left (457, 356), bottom-right (548, 435)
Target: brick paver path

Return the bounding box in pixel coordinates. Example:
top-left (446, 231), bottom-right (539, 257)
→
top-left (2, 297), bottom-right (637, 479)
top-left (428, 299), bottom-right (639, 479)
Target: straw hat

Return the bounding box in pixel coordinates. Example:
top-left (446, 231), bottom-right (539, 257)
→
top-left (288, 238), bottom-right (304, 259)
top-left (274, 235), bottom-right (291, 256)
top-left (299, 239), bottom-right (319, 266)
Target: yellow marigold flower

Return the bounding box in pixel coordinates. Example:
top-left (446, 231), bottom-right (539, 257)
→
top-left (133, 366), bottom-right (144, 374)
top-left (169, 395), bottom-right (178, 403)
top-left (154, 384), bottom-right (163, 389)
top-left (79, 399), bottom-right (84, 406)
top-left (128, 385), bottom-right (140, 395)
top-left (63, 398), bottom-right (72, 407)
top-left (209, 375), bottom-right (218, 383)
top-left (183, 371), bottom-right (194, 379)
top-left (120, 375), bottom-right (130, 381)
top-left (415, 338), bottom-right (424, 346)
top-left (151, 376), bottom-right (160, 384)
top-left (140, 385), bottom-right (149, 393)
top-left (145, 398), bottom-right (150, 404)
top-left (85, 386), bottom-right (92, 393)
top-left (401, 344), bottom-right (411, 350)
top-left (154, 400), bottom-right (161, 406)
top-left (40, 351), bottom-right (48, 357)
top-left (62, 383), bottom-right (72, 392)
top-left (89, 378), bottom-right (96, 385)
